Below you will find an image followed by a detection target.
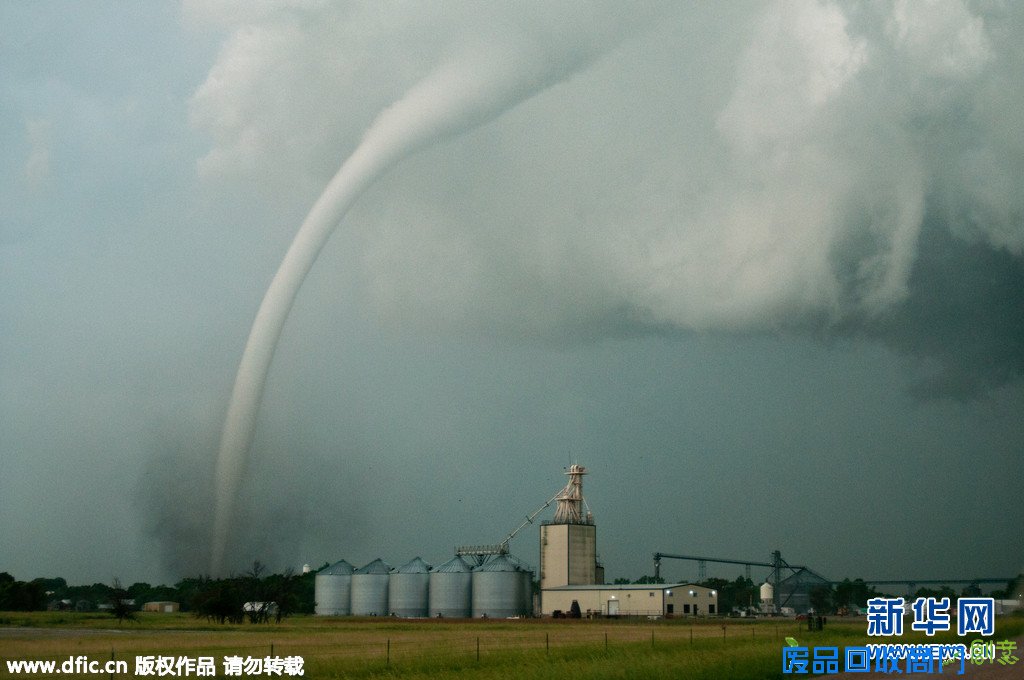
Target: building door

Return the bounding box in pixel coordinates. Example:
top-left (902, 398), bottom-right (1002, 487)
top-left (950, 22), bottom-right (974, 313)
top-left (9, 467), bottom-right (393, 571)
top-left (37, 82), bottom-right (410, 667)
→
top-left (608, 599), bottom-right (619, 616)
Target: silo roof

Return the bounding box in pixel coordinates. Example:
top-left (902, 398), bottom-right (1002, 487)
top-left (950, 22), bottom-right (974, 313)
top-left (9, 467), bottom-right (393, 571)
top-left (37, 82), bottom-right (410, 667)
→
top-left (432, 556), bottom-right (472, 573)
top-left (394, 557), bottom-right (431, 573)
top-left (354, 558), bottom-right (392, 574)
top-left (320, 559), bottom-right (354, 575)
top-left (474, 554), bottom-right (524, 572)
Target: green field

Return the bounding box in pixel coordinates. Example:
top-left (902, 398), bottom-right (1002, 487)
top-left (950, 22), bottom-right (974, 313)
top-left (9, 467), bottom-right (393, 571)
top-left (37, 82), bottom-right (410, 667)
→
top-left (2, 613), bottom-right (1021, 679)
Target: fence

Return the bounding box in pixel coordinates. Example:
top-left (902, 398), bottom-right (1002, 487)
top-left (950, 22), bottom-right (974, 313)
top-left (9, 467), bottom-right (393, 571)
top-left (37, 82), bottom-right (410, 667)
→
top-left (1, 620), bottom-right (805, 678)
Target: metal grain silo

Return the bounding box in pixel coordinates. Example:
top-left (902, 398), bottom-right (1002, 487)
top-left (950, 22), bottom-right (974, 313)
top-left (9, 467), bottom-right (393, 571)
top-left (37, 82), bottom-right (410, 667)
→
top-left (519, 565), bottom-right (534, 616)
top-left (389, 557), bottom-right (430, 617)
top-left (471, 554), bottom-right (531, 618)
top-left (428, 556), bottom-right (473, 618)
top-left (314, 559), bottom-right (354, 616)
top-left (350, 558), bottom-right (391, 616)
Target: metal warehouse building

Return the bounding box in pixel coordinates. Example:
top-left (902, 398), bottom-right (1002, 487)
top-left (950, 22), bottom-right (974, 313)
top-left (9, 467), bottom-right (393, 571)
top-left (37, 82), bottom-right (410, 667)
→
top-left (541, 583), bottom-right (718, 617)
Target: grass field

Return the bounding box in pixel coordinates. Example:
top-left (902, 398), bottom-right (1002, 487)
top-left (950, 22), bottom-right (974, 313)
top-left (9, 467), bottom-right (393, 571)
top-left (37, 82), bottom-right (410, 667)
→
top-left (2, 613), bottom-right (1021, 679)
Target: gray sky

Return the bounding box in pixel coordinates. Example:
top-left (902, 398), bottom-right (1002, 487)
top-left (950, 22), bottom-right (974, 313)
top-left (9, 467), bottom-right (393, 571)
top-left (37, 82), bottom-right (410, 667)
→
top-left (1, 1), bottom-right (1022, 588)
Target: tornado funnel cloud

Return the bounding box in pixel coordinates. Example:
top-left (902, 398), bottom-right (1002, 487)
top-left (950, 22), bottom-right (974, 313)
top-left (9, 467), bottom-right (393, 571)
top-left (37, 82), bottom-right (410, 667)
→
top-left (211, 147), bottom-right (391, 574)
top-left (210, 13), bottom-right (659, 573)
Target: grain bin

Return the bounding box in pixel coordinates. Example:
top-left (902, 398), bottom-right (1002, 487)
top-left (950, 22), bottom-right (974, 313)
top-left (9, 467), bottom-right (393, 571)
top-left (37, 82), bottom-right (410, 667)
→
top-left (389, 557), bottom-right (430, 617)
top-left (429, 556), bottom-right (473, 618)
top-left (314, 559), bottom-right (354, 616)
top-left (350, 558), bottom-right (391, 616)
top-left (471, 554), bottom-right (531, 618)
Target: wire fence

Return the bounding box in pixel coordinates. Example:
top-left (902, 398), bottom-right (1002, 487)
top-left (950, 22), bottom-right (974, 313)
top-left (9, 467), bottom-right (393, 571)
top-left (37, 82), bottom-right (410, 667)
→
top-left (2, 620), bottom-right (807, 677)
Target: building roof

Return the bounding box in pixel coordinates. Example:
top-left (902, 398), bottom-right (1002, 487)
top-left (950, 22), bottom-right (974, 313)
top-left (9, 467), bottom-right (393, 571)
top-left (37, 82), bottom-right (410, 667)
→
top-left (778, 567), bottom-right (831, 586)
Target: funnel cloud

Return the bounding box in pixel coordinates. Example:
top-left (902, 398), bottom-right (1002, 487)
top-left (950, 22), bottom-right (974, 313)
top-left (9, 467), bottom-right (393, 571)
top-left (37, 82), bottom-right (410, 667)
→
top-left (210, 3), bottom-right (672, 573)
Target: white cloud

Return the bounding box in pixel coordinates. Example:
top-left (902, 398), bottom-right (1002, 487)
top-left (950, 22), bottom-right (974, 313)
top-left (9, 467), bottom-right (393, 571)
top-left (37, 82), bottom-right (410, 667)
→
top-left (888, 0), bottom-right (992, 79)
top-left (188, 1), bottom-right (1024, 337)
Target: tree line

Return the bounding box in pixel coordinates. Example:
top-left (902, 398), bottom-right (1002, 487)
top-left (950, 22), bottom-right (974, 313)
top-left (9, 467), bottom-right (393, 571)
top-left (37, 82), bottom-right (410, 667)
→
top-left (5, 566), bottom-right (1020, 620)
top-left (0, 561), bottom-right (321, 623)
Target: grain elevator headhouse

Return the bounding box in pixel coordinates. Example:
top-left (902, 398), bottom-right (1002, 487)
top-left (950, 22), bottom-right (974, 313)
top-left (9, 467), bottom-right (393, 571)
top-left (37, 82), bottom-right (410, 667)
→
top-left (540, 464), bottom-right (602, 589)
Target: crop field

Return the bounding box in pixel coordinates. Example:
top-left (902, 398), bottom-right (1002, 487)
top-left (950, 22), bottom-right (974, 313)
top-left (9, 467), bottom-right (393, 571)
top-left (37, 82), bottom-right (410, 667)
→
top-left (2, 614), bottom-right (1021, 680)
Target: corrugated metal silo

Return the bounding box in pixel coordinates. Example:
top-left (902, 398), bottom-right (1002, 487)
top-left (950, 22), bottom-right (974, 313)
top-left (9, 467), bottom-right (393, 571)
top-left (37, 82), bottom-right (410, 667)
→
top-left (471, 554), bottom-right (531, 618)
top-left (350, 558), bottom-right (391, 616)
top-left (389, 557), bottom-right (430, 617)
top-left (428, 556), bottom-right (473, 618)
top-left (520, 566), bottom-right (534, 616)
top-left (314, 559), bottom-right (354, 616)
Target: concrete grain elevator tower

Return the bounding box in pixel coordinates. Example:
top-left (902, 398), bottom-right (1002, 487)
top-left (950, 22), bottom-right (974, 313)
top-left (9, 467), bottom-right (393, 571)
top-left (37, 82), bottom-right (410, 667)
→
top-left (539, 464), bottom-right (602, 588)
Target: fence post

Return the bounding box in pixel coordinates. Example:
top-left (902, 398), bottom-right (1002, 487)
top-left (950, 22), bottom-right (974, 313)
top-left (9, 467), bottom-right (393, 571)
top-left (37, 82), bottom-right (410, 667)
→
top-left (605, 632), bottom-right (608, 652)
top-left (651, 630), bottom-right (655, 648)
top-left (690, 626), bottom-right (693, 643)
top-left (110, 649), bottom-right (115, 680)
top-left (546, 632), bottom-right (549, 654)
top-left (476, 637), bottom-right (480, 662)
top-left (270, 643), bottom-right (274, 658)
top-left (386, 639), bottom-right (390, 665)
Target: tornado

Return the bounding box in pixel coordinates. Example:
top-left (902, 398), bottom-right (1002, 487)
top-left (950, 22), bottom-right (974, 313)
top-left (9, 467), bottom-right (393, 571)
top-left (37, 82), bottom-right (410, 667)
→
top-left (210, 9), bottom-right (666, 573)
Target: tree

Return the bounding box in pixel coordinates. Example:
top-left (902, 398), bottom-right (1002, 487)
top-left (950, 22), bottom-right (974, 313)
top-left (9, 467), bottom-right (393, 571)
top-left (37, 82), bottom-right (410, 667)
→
top-left (262, 569), bottom-right (300, 623)
top-left (961, 583), bottom-right (982, 597)
top-left (834, 578), bottom-right (879, 609)
top-left (701, 576), bottom-right (757, 614)
top-left (991, 574), bottom-right (1022, 600)
top-left (809, 585), bottom-right (833, 613)
top-left (243, 561), bottom-right (271, 624)
top-left (191, 577), bottom-right (244, 624)
top-left (31, 576), bottom-right (67, 595)
top-left (294, 570), bottom-right (316, 614)
top-left (108, 579), bottom-right (136, 624)
top-left (912, 586), bottom-right (956, 601)
top-left (633, 575), bottom-right (665, 584)
top-left (0, 573), bottom-right (46, 611)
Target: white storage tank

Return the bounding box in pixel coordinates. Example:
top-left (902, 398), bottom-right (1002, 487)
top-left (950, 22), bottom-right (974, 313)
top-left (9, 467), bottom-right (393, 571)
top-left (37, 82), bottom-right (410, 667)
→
top-left (389, 557), bottom-right (430, 617)
top-left (472, 554), bottom-right (531, 618)
top-left (350, 558), bottom-right (391, 616)
top-left (314, 559), bottom-right (354, 616)
top-left (429, 556), bottom-right (473, 618)
top-left (760, 582), bottom-right (774, 611)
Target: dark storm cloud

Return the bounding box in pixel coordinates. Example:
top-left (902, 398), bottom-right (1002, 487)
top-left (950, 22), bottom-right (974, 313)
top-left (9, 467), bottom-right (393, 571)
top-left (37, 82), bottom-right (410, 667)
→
top-left (138, 423), bottom-right (371, 577)
top-left (857, 220), bottom-right (1024, 399)
top-left (137, 433), bottom-right (216, 577)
